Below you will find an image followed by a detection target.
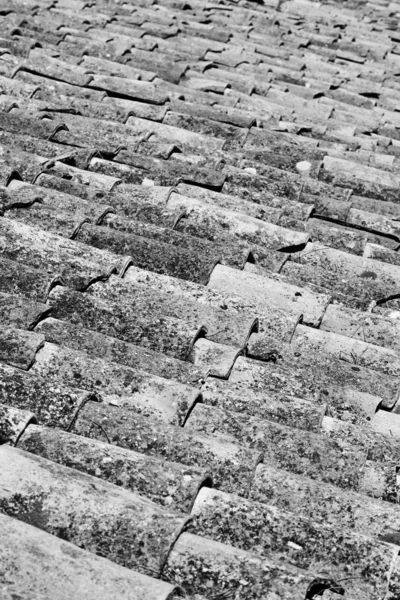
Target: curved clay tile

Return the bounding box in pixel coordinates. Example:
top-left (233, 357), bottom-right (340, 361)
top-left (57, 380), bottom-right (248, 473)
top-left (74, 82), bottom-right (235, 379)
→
top-left (18, 423), bottom-right (209, 512)
top-left (190, 486), bottom-right (395, 598)
top-left (35, 316), bottom-right (208, 386)
top-left (201, 376), bottom-right (325, 431)
top-left (76, 222), bottom-right (220, 284)
top-left (0, 292), bottom-right (50, 329)
top-left (0, 217), bottom-right (124, 289)
top-left (47, 285), bottom-right (206, 361)
top-left (3, 0), bottom-right (400, 594)
top-left (0, 255), bottom-right (57, 302)
top-left (0, 511), bottom-right (177, 600)
top-left (0, 327), bottom-right (44, 370)
top-left (208, 263), bottom-right (330, 326)
top-left (230, 349), bottom-right (399, 421)
top-left (165, 530), bottom-right (316, 600)
top-left (72, 400), bottom-right (262, 495)
top-left (0, 361), bottom-right (96, 429)
top-left (0, 403), bottom-right (37, 445)
top-left (0, 445), bottom-right (190, 576)
top-left (30, 340), bottom-right (202, 426)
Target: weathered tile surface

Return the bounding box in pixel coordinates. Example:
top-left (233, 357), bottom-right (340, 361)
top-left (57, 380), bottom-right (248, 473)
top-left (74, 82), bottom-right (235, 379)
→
top-left (2, 0), bottom-right (400, 597)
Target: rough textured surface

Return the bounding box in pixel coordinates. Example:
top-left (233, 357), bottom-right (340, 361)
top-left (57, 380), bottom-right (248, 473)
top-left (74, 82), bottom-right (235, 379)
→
top-left (0, 512), bottom-right (177, 600)
top-left (165, 532), bottom-right (315, 600)
top-left (18, 424), bottom-right (208, 512)
top-left (186, 403), bottom-right (366, 490)
top-left (0, 255), bottom-right (55, 303)
top-left (0, 293), bottom-right (50, 330)
top-left (87, 275), bottom-right (256, 347)
top-left (0, 328), bottom-right (44, 370)
top-left (36, 316), bottom-right (207, 387)
top-left (0, 445), bottom-right (188, 577)
top-left (0, 362), bottom-right (94, 429)
top-left (76, 223), bottom-right (219, 285)
top-left (0, 217), bottom-right (124, 290)
top-left (0, 404), bottom-right (37, 446)
top-left (30, 343), bottom-right (201, 427)
top-left (189, 338), bottom-right (242, 378)
top-left (48, 286), bottom-right (203, 362)
top-left (190, 487), bottom-right (396, 599)
top-left (72, 400), bottom-right (261, 496)
top-left (208, 264), bottom-right (331, 327)
top-left (3, 0), bottom-right (400, 595)
top-left (201, 378), bottom-right (326, 432)
top-left (231, 352), bottom-right (399, 423)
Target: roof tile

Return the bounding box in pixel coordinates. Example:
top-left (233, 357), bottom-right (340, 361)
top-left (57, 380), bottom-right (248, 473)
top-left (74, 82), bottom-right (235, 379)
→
top-left (3, 0), bottom-right (400, 592)
top-left (0, 512), bottom-right (176, 600)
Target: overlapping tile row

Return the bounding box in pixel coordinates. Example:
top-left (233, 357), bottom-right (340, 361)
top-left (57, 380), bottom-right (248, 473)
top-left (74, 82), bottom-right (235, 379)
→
top-left (2, 0), bottom-right (400, 598)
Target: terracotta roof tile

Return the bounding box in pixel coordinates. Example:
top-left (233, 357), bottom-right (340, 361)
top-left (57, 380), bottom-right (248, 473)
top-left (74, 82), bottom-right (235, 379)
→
top-left (0, 511), bottom-right (177, 600)
top-left (4, 0), bottom-right (400, 596)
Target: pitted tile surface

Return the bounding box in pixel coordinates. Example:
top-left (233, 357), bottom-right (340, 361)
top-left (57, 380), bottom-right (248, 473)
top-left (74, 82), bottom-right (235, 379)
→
top-left (2, 0), bottom-right (400, 597)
